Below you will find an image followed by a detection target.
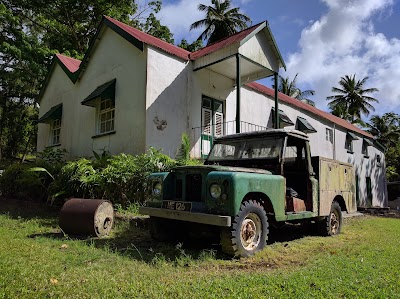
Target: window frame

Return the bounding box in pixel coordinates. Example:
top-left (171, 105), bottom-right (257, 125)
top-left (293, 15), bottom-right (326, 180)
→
top-left (96, 97), bottom-right (115, 135)
top-left (376, 154), bottom-right (381, 167)
top-left (362, 141), bottom-right (369, 158)
top-left (345, 136), bottom-right (353, 153)
top-left (326, 128), bottom-right (333, 144)
top-left (50, 118), bottom-right (61, 146)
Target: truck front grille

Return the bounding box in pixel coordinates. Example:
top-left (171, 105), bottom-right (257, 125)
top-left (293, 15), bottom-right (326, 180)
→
top-left (185, 174), bottom-right (202, 202)
top-left (175, 179), bottom-right (183, 199)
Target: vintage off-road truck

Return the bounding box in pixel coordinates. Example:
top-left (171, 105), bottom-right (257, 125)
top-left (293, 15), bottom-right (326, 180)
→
top-left (139, 129), bottom-right (356, 257)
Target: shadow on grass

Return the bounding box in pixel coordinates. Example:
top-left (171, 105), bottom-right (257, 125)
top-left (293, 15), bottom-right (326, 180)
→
top-left (84, 220), bottom-right (228, 263)
top-left (1, 198), bottom-right (321, 263)
top-left (0, 197), bottom-right (60, 227)
top-left (268, 221), bottom-right (319, 244)
top-left (81, 219), bottom-right (319, 264)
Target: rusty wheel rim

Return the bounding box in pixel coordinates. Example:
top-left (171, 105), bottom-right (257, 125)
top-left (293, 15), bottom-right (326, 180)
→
top-left (330, 211), bottom-right (340, 235)
top-left (240, 213), bottom-right (262, 251)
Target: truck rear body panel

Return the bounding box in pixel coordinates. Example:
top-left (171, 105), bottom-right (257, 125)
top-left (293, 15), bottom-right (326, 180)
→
top-left (312, 156), bottom-right (356, 215)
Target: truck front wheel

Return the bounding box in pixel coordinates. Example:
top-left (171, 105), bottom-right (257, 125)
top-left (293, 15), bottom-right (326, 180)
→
top-left (220, 200), bottom-right (269, 257)
top-left (317, 201), bottom-right (343, 236)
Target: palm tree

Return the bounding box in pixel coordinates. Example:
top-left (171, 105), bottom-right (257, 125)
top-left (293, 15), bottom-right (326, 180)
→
top-left (327, 74), bottom-right (379, 124)
top-left (272, 73), bottom-right (316, 105)
top-left (366, 113), bottom-right (400, 147)
top-left (190, 0), bottom-right (251, 45)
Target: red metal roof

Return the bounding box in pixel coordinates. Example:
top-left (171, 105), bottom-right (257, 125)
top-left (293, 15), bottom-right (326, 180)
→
top-left (55, 54), bottom-right (81, 73)
top-left (246, 82), bottom-right (373, 138)
top-left (189, 22), bottom-right (264, 60)
top-left (104, 16), bottom-right (190, 60)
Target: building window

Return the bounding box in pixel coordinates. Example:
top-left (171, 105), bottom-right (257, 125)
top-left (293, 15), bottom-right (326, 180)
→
top-left (81, 79), bottom-right (116, 136)
top-left (362, 141), bottom-right (368, 157)
top-left (271, 108), bottom-right (294, 128)
top-left (326, 128), bottom-right (333, 143)
top-left (377, 154), bottom-right (381, 166)
top-left (345, 136), bottom-right (353, 152)
top-left (201, 96), bottom-right (224, 157)
top-left (345, 132), bottom-right (358, 153)
top-left (98, 98), bottom-right (115, 134)
top-left (366, 177), bottom-right (372, 206)
top-left (51, 118), bottom-right (61, 145)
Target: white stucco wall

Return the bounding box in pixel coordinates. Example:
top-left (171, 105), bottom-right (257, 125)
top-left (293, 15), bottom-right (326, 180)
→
top-left (38, 26), bottom-right (147, 158)
top-left (189, 69), bottom-right (236, 157)
top-left (37, 65), bottom-right (76, 153)
top-left (73, 27), bottom-right (147, 157)
top-left (237, 86), bottom-right (388, 207)
top-left (145, 47), bottom-right (191, 157)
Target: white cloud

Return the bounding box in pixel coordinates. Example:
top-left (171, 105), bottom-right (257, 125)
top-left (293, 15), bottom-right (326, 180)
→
top-left (156, 0), bottom-right (205, 42)
top-left (286, 0), bottom-right (400, 117)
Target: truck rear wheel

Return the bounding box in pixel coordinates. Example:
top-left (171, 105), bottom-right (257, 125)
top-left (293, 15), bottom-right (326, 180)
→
top-left (317, 201), bottom-right (342, 236)
top-left (220, 200), bottom-right (269, 257)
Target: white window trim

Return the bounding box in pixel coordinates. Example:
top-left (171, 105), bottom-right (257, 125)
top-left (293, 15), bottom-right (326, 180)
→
top-left (345, 137), bottom-right (353, 152)
top-left (50, 118), bottom-right (61, 146)
top-left (97, 97), bottom-right (115, 135)
top-left (326, 128), bottom-right (333, 144)
top-left (362, 142), bottom-right (369, 157)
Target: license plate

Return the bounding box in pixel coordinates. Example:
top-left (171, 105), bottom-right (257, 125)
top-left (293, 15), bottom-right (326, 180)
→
top-left (162, 201), bottom-right (192, 212)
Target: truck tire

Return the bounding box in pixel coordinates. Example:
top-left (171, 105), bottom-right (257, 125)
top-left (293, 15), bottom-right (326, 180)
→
top-left (220, 200), bottom-right (269, 257)
top-left (317, 201), bottom-right (342, 236)
top-left (149, 217), bottom-right (176, 242)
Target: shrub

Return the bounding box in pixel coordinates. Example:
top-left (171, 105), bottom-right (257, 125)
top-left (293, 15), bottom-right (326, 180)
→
top-left (47, 158), bottom-right (99, 204)
top-left (98, 148), bottom-right (176, 205)
top-left (0, 147), bottom-right (203, 208)
top-left (0, 163), bottom-right (49, 201)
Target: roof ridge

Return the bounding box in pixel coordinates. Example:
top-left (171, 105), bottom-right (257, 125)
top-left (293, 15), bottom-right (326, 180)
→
top-left (189, 21), bottom-right (265, 60)
top-left (104, 15), bottom-right (191, 60)
top-left (192, 21), bottom-right (264, 52)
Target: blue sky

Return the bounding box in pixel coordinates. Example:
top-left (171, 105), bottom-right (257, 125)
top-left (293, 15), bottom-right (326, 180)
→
top-left (156, 0), bottom-right (400, 117)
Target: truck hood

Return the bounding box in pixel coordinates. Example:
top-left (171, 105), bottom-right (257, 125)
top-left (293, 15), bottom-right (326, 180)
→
top-left (172, 165), bottom-right (272, 175)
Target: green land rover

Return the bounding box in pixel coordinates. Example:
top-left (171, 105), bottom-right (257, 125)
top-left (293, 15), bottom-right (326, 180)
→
top-left (139, 129), bottom-right (356, 257)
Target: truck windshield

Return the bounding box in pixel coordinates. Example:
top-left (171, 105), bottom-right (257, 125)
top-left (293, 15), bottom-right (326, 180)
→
top-left (207, 137), bottom-right (284, 161)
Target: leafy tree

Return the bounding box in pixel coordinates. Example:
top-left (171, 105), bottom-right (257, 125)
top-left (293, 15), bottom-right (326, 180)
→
top-left (327, 75), bottom-right (379, 124)
top-left (178, 39), bottom-right (203, 52)
top-left (142, 13), bottom-right (174, 43)
top-left (366, 113), bottom-right (400, 147)
top-left (272, 73), bottom-right (315, 104)
top-left (190, 0), bottom-right (251, 45)
top-left (366, 113), bottom-right (400, 182)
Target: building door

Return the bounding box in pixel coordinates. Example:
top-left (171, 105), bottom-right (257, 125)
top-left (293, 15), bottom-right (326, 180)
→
top-left (355, 175), bottom-right (360, 206)
top-left (201, 96), bottom-right (223, 158)
top-left (366, 177), bottom-right (372, 207)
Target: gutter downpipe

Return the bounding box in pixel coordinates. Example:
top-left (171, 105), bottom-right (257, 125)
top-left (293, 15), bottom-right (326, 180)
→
top-left (274, 72), bottom-right (279, 129)
top-left (236, 54), bottom-right (241, 133)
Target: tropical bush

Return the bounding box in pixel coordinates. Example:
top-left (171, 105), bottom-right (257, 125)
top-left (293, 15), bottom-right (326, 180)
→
top-left (0, 163), bottom-right (48, 201)
top-left (0, 146), bottom-right (202, 207)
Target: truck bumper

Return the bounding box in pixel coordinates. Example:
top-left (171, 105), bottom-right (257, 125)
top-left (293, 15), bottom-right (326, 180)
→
top-left (139, 207), bottom-right (231, 227)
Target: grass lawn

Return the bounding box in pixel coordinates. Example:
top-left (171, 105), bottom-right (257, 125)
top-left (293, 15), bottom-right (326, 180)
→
top-left (0, 199), bottom-right (399, 299)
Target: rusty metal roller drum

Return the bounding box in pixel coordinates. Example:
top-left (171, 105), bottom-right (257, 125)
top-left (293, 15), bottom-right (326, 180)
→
top-left (59, 198), bottom-right (114, 237)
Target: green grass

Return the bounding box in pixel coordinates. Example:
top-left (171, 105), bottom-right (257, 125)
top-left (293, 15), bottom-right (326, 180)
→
top-left (0, 199), bottom-right (400, 298)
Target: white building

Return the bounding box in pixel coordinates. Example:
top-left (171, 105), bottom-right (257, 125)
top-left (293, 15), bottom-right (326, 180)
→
top-left (37, 16), bottom-right (387, 208)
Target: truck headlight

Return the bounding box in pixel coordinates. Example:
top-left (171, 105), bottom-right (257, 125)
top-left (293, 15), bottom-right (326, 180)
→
top-left (210, 184), bottom-right (222, 199)
top-left (152, 182), bottom-right (162, 196)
